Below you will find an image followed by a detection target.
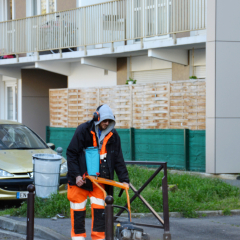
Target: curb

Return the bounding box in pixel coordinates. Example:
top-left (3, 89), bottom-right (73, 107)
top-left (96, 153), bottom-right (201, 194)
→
top-left (120, 209), bottom-right (240, 219)
top-left (0, 216), bottom-right (70, 240)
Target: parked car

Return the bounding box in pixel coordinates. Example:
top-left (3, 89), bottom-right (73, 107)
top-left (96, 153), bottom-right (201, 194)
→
top-left (0, 120), bottom-right (68, 200)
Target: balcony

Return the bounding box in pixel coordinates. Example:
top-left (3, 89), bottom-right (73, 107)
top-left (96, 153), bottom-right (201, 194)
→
top-left (0, 0), bottom-right (206, 57)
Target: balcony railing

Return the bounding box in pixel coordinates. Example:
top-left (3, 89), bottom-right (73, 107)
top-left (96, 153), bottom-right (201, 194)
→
top-left (0, 0), bottom-right (206, 56)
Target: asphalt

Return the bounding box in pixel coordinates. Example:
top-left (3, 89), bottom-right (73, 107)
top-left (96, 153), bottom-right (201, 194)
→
top-left (1, 215), bottom-right (240, 240)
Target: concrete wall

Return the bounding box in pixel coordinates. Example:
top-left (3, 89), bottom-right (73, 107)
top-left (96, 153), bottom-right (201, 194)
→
top-left (118, 55), bottom-right (194, 82)
top-left (57, 0), bottom-right (76, 11)
top-left (172, 63), bottom-right (190, 81)
top-left (176, 32), bottom-right (190, 38)
top-left (15, 0), bottom-right (26, 19)
top-left (68, 62), bottom-right (117, 88)
top-left (206, 0), bottom-right (240, 173)
top-left (22, 69), bottom-right (67, 140)
top-left (189, 48), bottom-right (206, 77)
top-left (117, 58), bottom-right (127, 85)
top-left (192, 48), bottom-right (206, 66)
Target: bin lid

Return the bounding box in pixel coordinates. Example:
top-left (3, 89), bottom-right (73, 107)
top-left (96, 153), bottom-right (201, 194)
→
top-left (32, 153), bottom-right (62, 161)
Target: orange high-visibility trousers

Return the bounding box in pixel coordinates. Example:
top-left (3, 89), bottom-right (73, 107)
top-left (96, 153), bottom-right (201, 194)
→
top-left (67, 183), bottom-right (105, 240)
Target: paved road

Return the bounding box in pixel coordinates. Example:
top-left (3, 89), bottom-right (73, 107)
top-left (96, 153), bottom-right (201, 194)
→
top-left (8, 215), bottom-right (240, 240)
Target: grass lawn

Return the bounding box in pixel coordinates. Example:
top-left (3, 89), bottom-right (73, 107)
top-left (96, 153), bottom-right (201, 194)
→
top-left (1, 166), bottom-right (240, 218)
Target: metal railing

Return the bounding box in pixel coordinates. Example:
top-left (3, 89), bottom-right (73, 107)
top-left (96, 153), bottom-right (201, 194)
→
top-left (110, 161), bottom-right (171, 240)
top-left (0, 0), bottom-right (206, 56)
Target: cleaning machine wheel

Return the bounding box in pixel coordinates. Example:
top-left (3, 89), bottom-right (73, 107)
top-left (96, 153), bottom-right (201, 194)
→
top-left (141, 233), bottom-right (150, 240)
top-left (115, 223), bottom-right (150, 240)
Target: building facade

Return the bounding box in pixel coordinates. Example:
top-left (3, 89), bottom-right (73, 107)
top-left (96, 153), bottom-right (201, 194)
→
top-left (1, 0), bottom-right (235, 174)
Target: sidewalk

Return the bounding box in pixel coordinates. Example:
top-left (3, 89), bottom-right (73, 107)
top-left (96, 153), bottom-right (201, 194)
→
top-left (0, 229), bottom-right (44, 240)
top-left (222, 179), bottom-right (240, 188)
top-left (2, 214), bottom-right (240, 240)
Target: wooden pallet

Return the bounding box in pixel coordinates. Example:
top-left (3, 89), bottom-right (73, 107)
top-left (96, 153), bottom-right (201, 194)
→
top-left (49, 80), bottom-right (206, 129)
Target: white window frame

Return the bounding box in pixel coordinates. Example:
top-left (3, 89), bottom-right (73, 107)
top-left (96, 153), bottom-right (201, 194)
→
top-left (12, 0), bottom-right (15, 19)
top-left (4, 80), bottom-right (17, 121)
top-left (0, 0), bottom-right (12, 21)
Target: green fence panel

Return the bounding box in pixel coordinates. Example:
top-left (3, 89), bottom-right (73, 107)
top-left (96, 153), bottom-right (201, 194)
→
top-left (134, 129), bottom-right (185, 169)
top-left (115, 129), bottom-right (131, 160)
top-left (46, 127), bottom-right (206, 172)
top-left (46, 127), bottom-right (76, 159)
top-left (188, 130), bottom-right (206, 172)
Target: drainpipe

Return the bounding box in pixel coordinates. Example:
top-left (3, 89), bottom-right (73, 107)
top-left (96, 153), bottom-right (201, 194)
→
top-left (192, 48), bottom-right (195, 76)
top-left (0, 75), bottom-right (5, 119)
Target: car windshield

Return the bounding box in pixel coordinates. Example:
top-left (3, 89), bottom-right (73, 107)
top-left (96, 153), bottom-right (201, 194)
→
top-left (0, 124), bottom-right (47, 150)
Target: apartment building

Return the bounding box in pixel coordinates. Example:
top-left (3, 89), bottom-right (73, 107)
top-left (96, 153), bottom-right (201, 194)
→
top-left (0, 0), bottom-right (239, 174)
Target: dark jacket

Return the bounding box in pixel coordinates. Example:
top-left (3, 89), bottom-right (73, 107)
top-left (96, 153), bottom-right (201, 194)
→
top-left (66, 120), bottom-right (129, 195)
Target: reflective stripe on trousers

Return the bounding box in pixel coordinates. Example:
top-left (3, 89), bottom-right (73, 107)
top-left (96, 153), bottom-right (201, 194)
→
top-left (67, 184), bottom-right (105, 240)
top-left (70, 200), bottom-right (87, 210)
top-left (72, 237), bottom-right (85, 240)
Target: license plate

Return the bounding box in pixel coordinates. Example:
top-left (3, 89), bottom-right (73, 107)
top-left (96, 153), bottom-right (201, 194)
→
top-left (16, 192), bottom-right (28, 199)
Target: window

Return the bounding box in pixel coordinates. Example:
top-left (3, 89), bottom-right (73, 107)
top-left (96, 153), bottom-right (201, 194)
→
top-left (40, 0), bottom-right (56, 14)
top-left (5, 82), bottom-right (17, 121)
top-left (41, 0), bottom-right (47, 14)
top-left (49, 0), bottom-right (55, 13)
top-left (9, 0), bottom-right (12, 20)
top-left (0, 0), bottom-right (12, 21)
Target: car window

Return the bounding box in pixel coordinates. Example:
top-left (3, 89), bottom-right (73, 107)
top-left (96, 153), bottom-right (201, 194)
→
top-left (0, 124), bottom-right (47, 149)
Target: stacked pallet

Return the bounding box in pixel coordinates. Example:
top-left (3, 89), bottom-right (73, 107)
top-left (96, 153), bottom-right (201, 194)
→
top-left (49, 89), bottom-right (68, 127)
top-left (67, 88), bottom-right (99, 127)
top-left (99, 86), bottom-right (132, 128)
top-left (170, 81), bottom-right (206, 130)
top-left (49, 80), bottom-right (206, 129)
top-left (132, 83), bottom-right (170, 129)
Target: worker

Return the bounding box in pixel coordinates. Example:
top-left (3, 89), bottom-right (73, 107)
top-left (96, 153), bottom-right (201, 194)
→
top-left (67, 104), bottom-right (129, 240)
